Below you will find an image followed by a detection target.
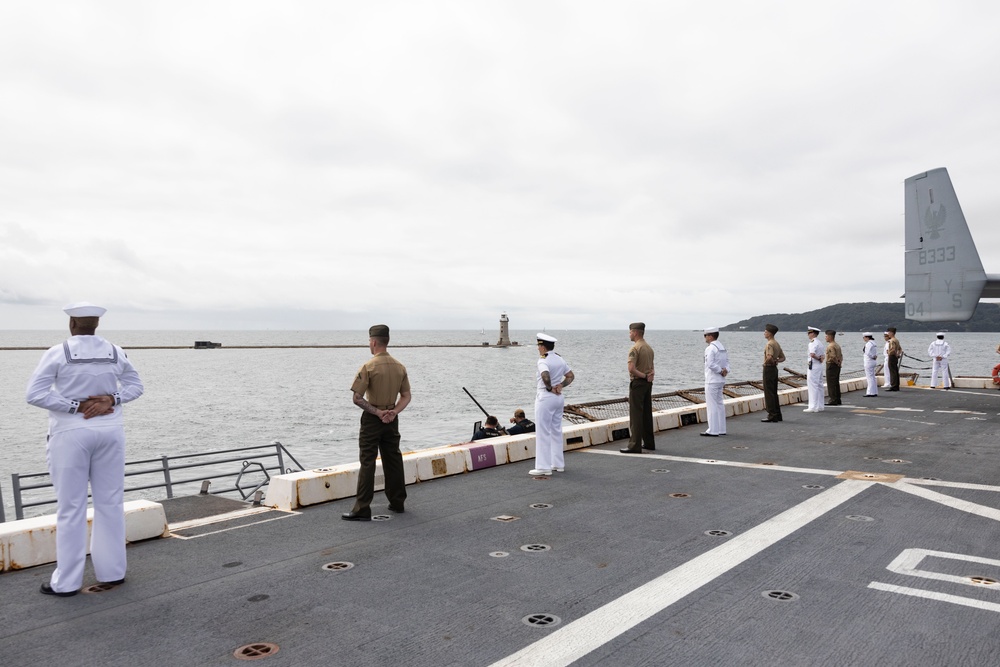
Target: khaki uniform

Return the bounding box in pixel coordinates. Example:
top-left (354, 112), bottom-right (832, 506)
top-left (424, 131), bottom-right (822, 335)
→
top-left (627, 339), bottom-right (655, 450)
top-left (887, 336), bottom-right (903, 390)
top-left (825, 341), bottom-right (843, 405)
top-left (350, 352), bottom-right (410, 513)
top-left (763, 339), bottom-right (785, 420)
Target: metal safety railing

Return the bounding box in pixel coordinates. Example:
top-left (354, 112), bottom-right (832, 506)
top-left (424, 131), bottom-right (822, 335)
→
top-left (6, 440), bottom-right (306, 522)
top-left (561, 367), bottom-right (893, 424)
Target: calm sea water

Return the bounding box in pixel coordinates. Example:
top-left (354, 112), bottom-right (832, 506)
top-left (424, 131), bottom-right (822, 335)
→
top-left (3, 329), bottom-right (998, 517)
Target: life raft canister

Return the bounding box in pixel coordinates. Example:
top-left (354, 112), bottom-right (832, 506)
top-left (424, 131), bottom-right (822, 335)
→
top-left (992, 364), bottom-right (1000, 385)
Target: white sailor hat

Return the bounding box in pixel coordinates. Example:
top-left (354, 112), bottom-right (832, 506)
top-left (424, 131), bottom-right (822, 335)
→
top-left (703, 327), bottom-right (719, 335)
top-left (936, 331), bottom-right (946, 337)
top-left (536, 332), bottom-right (557, 343)
top-left (863, 332), bottom-right (873, 338)
top-left (807, 326), bottom-right (821, 334)
top-left (63, 301), bottom-right (106, 318)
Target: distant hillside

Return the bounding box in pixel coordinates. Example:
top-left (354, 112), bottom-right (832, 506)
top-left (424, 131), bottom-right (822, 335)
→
top-left (723, 302), bottom-right (1000, 333)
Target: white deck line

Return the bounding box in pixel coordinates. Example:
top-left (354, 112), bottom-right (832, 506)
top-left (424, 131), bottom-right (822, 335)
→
top-left (900, 477), bottom-right (1000, 493)
top-left (934, 389), bottom-right (1000, 397)
top-left (169, 512), bottom-right (301, 540)
top-left (884, 548), bottom-right (1000, 586)
top-left (856, 413), bottom-right (940, 425)
top-left (167, 505), bottom-right (281, 531)
top-left (583, 448), bottom-right (844, 476)
top-left (889, 481), bottom-right (1000, 522)
top-left (867, 582), bottom-right (1000, 613)
top-left (489, 479), bottom-right (872, 667)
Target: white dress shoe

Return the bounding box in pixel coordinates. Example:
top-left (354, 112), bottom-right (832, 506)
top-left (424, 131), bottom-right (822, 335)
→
top-left (529, 469), bottom-right (553, 476)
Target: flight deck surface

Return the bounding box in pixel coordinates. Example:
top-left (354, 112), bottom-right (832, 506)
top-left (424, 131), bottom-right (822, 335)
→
top-left (2, 385), bottom-right (999, 666)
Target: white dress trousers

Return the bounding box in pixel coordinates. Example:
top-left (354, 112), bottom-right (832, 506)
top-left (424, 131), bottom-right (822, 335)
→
top-left (534, 352), bottom-right (570, 472)
top-left (882, 341), bottom-right (892, 387)
top-left (26, 335), bottom-right (143, 593)
top-left (928, 340), bottom-right (952, 388)
top-left (534, 390), bottom-right (565, 471)
top-left (704, 341), bottom-right (730, 435)
top-left (864, 341), bottom-right (879, 396)
top-left (47, 425), bottom-right (128, 591)
top-left (807, 338), bottom-right (825, 411)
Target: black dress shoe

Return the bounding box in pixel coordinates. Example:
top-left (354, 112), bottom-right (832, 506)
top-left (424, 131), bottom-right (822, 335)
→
top-left (619, 447), bottom-right (643, 453)
top-left (699, 432), bottom-right (719, 437)
top-left (761, 418), bottom-right (777, 422)
top-left (100, 578), bottom-right (126, 586)
top-left (341, 510), bottom-right (372, 521)
top-left (387, 505), bottom-right (405, 513)
top-left (642, 446), bottom-right (655, 451)
top-left (40, 583), bottom-right (78, 597)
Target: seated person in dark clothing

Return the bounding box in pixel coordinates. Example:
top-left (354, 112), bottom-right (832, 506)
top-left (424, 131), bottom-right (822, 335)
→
top-left (472, 415), bottom-right (505, 440)
top-left (507, 408), bottom-right (535, 435)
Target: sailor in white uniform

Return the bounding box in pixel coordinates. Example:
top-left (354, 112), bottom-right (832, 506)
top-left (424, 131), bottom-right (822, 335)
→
top-left (862, 333), bottom-right (879, 397)
top-left (928, 332), bottom-right (952, 389)
top-left (804, 327), bottom-right (825, 412)
top-left (701, 327), bottom-right (730, 436)
top-left (26, 303), bottom-right (144, 596)
top-left (531, 333), bottom-right (574, 476)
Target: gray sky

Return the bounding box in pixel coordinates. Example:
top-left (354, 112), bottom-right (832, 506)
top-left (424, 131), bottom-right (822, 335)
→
top-left (2, 1), bottom-right (999, 330)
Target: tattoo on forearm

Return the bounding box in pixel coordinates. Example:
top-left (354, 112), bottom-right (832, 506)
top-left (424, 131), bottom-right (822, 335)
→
top-left (355, 394), bottom-right (380, 416)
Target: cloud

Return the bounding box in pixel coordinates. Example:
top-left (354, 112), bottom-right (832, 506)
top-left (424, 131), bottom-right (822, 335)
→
top-left (1, 1), bottom-right (999, 329)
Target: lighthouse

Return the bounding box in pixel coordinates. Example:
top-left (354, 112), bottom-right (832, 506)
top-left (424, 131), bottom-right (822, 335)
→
top-left (496, 312), bottom-right (512, 347)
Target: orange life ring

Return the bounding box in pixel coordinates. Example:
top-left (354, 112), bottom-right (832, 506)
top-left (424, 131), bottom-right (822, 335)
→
top-left (993, 364), bottom-right (1000, 385)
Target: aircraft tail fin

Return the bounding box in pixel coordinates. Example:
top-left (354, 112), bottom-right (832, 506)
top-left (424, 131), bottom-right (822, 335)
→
top-left (904, 168), bottom-right (998, 321)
